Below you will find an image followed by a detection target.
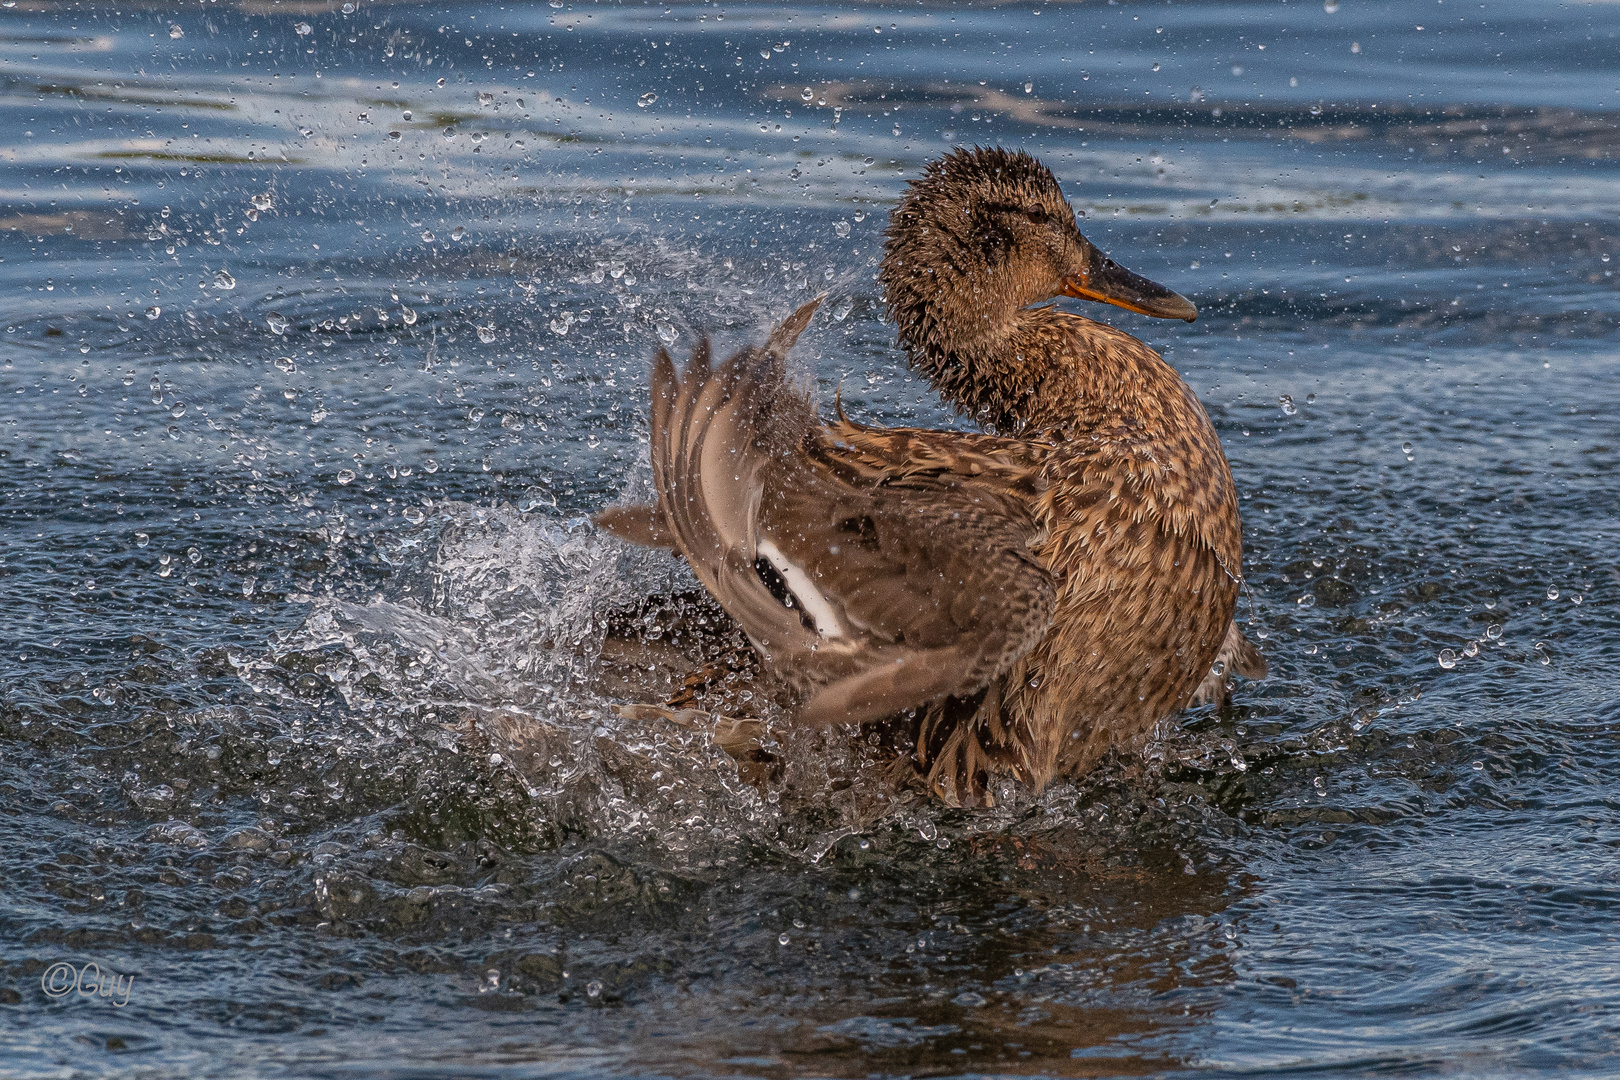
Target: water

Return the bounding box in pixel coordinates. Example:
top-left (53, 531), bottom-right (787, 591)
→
top-left (1, 1), bottom-right (1617, 1075)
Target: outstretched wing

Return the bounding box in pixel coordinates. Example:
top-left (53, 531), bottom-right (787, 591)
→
top-left (600, 299), bottom-right (1057, 728)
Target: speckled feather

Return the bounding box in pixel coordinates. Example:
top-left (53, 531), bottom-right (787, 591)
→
top-left (866, 147), bottom-right (1262, 801)
top-left (600, 146), bottom-right (1264, 806)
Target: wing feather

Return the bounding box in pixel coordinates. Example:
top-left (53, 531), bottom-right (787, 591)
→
top-left (610, 298), bottom-right (1057, 728)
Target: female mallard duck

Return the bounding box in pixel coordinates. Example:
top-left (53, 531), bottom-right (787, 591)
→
top-left (599, 146), bottom-right (1264, 807)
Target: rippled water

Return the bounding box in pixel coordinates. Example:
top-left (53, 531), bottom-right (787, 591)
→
top-left (1, 1), bottom-right (1617, 1076)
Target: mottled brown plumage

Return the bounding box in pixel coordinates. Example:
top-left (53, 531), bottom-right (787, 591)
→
top-left (599, 146), bottom-right (1264, 806)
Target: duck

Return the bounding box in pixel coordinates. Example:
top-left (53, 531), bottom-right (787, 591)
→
top-left (597, 146), bottom-right (1264, 807)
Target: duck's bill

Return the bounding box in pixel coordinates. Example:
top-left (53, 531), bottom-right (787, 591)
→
top-left (1062, 258), bottom-right (1198, 322)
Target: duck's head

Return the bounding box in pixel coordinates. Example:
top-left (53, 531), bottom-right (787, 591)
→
top-left (880, 147), bottom-right (1197, 354)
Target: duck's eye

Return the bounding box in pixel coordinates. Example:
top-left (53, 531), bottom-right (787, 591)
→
top-left (1025, 204), bottom-right (1048, 223)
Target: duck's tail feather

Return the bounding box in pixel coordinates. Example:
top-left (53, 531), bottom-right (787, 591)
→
top-left (1192, 620), bottom-right (1267, 707)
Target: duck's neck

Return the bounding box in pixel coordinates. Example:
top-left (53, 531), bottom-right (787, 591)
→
top-left (898, 301), bottom-right (1239, 561)
top-left (896, 302), bottom-right (1194, 442)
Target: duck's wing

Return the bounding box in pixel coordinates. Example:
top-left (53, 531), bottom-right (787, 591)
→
top-left (600, 299), bottom-right (1057, 728)
top-left (816, 413), bottom-right (1055, 497)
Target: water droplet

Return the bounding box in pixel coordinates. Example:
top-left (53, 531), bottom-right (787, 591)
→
top-left (273, 356), bottom-right (296, 374)
top-left (168, 23), bottom-right (184, 39)
top-left (187, 546), bottom-right (201, 564)
top-left (388, 130), bottom-right (402, 141)
top-left (585, 980), bottom-right (603, 998)
top-left (1570, 594), bottom-right (1583, 605)
top-left (1401, 441), bottom-right (1413, 455)
top-left (1547, 585), bottom-right (1559, 600)
top-left (853, 209), bottom-right (866, 222)
top-left (953, 991), bottom-right (987, 1007)
top-left (170, 402), bottom-right (186, 418)
top-left (250, 193), bottom-right (273, 212)
top-left (266, 311), bottom-right (290, 335)
top-left (420, 230), bottom-right (436, 242)
top-left (656, 322), bottom-right (677, 346)
top-left (1437, 648), bottom-right (1457, 669)
top-left (1296, 593), bottom-right (1316, 608)
top-left (1279, 394), bottom-right (1297, 415)
top-left (450, 225), bottom-right (466, 242)
top-left (336, 468), bottom-right (356, 485)
top-left (401, 306), bottom-right (418, 326)
top-left (468, 407), bottom-right (485, 424)
top-left (213, 268), bottom-right (236, 290)
top-left (476, 324), bottom-right (496, 344)
top-left (1471, 760), bottom-right (1484, 771)
top-left (309, 404), bottom-right (327, 424)
top-left (637, 92), bottom-right (657, 108)
top-left (1486, 623), bottom-right (1502, 640)
top-left (834, 220), bottom-right (851, 239)
top-left (1152, 62), bottom-right (1161, 72)
top-left (832, 298), bottom-right (854, 322)
top-left (242, 575), bottom-right (257, 597)
top-left (1324, 0), bottom-right (1340, 11)
top-left (800, 87), bottom-right (814, 102)
top-left (777, 933), bottom-right (790, 946)
top-left (1462, 641), bottom-right (1479, 657)
top-left (402, 507), bottom-right (426, 525)
top-left (863, 157), bottom-right (874, 166)
top-left (145, 306), bottom-right (161, 320)
top-left (134, 532), bottom-right (150, 548)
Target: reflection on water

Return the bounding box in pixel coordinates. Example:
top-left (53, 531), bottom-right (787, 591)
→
top-left (1, 1), bottom-right (1618, 1076)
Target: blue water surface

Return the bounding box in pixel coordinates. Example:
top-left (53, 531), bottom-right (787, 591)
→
top-left (1, 1), bottom-right (1617, 1077)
